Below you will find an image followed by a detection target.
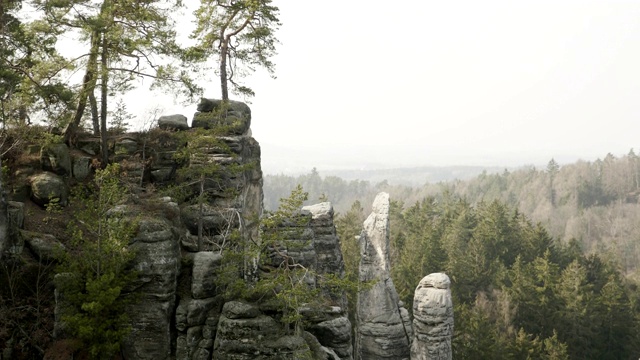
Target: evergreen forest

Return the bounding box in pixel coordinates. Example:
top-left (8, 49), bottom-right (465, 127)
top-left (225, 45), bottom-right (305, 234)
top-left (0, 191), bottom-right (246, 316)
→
top-left (266, 154), bottom-right (640, 359)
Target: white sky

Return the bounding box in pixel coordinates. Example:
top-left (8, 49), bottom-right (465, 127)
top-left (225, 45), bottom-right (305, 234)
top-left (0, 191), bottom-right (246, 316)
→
top-left (140, 0), bottom-right (640, 174)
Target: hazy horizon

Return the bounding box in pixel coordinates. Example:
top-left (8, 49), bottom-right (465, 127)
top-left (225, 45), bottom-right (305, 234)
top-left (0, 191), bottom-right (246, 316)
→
top-left (117, 1), bottom-right (640, 175)
top-left (259, 141), bottom-right (628, 176)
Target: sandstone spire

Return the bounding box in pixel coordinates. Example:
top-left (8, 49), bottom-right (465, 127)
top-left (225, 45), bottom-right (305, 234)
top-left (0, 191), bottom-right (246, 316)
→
top-left (355, 192), bottom-right (411, 359)
top-left (411, 273), bottom-right (454, 360)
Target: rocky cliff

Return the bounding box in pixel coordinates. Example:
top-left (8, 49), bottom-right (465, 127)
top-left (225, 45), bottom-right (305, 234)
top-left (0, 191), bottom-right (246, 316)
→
top-left (0, 100), bottom-right (452, 359)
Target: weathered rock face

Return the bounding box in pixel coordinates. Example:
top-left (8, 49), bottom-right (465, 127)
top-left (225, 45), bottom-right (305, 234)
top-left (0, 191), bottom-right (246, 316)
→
top-left (301, 202), bottom-right (354, 360)
top-left (213, 301), bottom-right (311, 359)
top-left (355, 192), bottom-right (411, 360)
top-left (303, 203), bottom-right (347, 284)
top-left (121, 213), bottom-right (181, 360)
top-left (308, 312), bottom-right (354, 360)
top-left (411, 273), bottom-right (453, 360)
top-left (269, 202), bottom-right (353, 360)
top-left (30, 99), bottom-right (380, 359)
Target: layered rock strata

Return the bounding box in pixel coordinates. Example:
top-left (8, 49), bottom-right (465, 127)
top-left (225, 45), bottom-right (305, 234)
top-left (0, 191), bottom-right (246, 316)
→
top-left (303, 202), bottom-right (348, 309)
top-left (264, 202), bottom-right (354, 359)
top-left (355, 192), bottom-right (412, 359)
top-left (411, 273), bottom-right (453, 360)
top-left (122, 207), bottom-right (182, 360)
top-left (212, 301), bottom-right (312, 359)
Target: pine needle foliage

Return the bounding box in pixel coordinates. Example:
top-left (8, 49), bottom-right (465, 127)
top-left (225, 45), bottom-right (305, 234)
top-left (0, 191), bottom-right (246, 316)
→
top-left (55, 164), bottom-right (138, 359)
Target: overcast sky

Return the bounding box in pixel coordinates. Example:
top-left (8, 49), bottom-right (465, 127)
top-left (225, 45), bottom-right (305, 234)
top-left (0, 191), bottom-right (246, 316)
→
top-left (144, 0), bottom-right (640, 174)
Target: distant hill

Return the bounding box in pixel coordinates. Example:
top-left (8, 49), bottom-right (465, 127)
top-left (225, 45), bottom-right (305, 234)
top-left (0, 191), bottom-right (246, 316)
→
top-left (321, 165), bottom-right (508, 186)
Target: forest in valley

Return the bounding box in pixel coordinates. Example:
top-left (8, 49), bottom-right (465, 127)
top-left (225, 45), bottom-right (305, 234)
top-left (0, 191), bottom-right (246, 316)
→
top-left (265, 153), bottom-right (640, 359)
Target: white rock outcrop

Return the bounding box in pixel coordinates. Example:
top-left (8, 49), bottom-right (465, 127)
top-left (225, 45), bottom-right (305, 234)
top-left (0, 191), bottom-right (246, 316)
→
top-left (355, 192), bottom-right (411, 359)
top-left (411, 273), bottom-right (453, 360)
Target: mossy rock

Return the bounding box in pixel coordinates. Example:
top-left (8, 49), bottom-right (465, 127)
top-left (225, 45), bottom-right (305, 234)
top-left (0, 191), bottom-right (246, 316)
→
top-left (191, 112), bottom-right (250, 135)
top-left (192, 99), bottom-right (251, 135)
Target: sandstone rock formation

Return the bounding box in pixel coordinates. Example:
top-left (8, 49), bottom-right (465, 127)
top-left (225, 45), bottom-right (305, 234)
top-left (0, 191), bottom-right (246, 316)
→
top-left (212, 301), bottom-right (311, 359)
top-left (303, 202), bottom-right (348, 306)
top-left (411, 273), bottom-right (453, 360)
top-left (122, 215), bottom-right (181, 360)
top-left (158, 114), bottom-right (189, 130)
top-left (269, 202), bottom-right (353, 359)
top-left (192, 98), bottom-right (251, 135)
top-left (3, 99), bottom-right (393, 359)
top-left (355, 192), bottom-right (412, 360)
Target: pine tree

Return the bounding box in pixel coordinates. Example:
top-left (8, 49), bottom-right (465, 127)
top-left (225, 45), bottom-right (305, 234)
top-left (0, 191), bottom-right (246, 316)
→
top-left (189, 0), bottom-right (281, 100)
top-left (55, 164), bottom-right (138, 358)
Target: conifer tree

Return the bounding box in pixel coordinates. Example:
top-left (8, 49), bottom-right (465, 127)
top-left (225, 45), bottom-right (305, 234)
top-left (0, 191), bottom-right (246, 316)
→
top-left (55, 164), bottom-right (138, 358)
top-left (189, 0), bottom-right (281, 101)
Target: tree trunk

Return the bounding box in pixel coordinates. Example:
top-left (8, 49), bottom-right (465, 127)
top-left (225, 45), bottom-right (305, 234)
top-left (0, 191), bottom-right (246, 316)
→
top-left (89, 90), bottom-right (99, 135)
top-left (0, 156), bottom-right (7, 259)
top-left (100, 32), bottom-right (109, 167)
top-left (220, 38), bottom-right (229, 102)
top-left (62, 31), bottom-right (100, 144)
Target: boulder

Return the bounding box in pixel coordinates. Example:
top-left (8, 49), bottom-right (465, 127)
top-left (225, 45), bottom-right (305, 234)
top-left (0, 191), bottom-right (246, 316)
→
top-left (21, 230), bottom-right (65, 262)
top-left (158, 114), bottom-right (189, 131)
top-left (196, 99), bottom-right (251, 119)
top-left (221, 301), bottom-right (261, 319)
top-left (115, 138), bottom-right (139, 156)
top-left (192, 99), bottom-right (251, 135)
top-left (41, 143), bottom-right (72, 175)
top-left (29, 172), bottom-right (68, 207)
top-left (355, 192), bottom-right (411, 360)
top-left (411, 273), bottom-right (453, 360)
top-left (309, 316), bottom-right (353, 360)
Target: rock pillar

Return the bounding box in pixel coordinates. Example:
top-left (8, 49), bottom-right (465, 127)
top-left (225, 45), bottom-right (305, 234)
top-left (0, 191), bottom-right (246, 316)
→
top-left (411, 273), bottom-right (453, 360)
top-left (355, 192), bottom-right (411, 359)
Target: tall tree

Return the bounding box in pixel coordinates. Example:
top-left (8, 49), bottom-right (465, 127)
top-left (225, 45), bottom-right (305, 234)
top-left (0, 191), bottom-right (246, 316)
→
top-left (34, 0), bottom-right (197, 148)
top-left (547, 158), bottom-right (560, 206)
top-left (189, 0), bottom-right (281, 101)
top-left (1, 0), bottom-right (74, 127)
